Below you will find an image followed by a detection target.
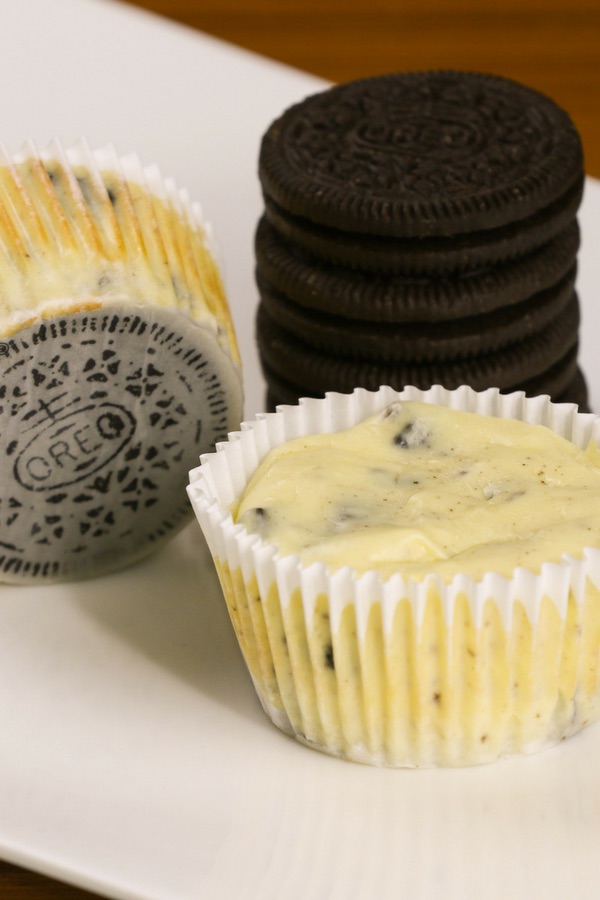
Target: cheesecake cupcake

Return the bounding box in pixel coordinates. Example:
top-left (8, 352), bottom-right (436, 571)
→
top-left (188, 385), bottom-right (600, 767)
top-left (0, 139), bottom-right (243, 583)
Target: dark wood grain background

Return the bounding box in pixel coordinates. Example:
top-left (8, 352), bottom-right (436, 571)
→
top-left (129, 0), bottom-right (600, 175)
top-left (2, 0), bottom-right (599, 895)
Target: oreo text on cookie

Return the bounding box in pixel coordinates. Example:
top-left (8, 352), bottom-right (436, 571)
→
top-left (15, 403), bottom-right (136, 491)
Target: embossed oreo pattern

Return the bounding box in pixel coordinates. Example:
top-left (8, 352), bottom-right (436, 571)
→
top-left (0, 306), bottom-right (238, 582)
top-left (259, 71), bottom-right (584, 238)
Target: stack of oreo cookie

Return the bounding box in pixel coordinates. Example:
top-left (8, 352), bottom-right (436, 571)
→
top-left (255, 70), bottom-right (588, 411)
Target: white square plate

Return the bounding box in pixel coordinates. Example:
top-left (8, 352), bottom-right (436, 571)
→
top-left (0, 2), bottom-right (599, 898)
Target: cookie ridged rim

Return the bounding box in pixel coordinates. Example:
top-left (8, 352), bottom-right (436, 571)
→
top-left (261, 348), bottom-right (580, 405)
top-left (263, 361), bottom-right (588, 415)
top-left (261, 345), bottom-right (581, 415)
top-left (259, 70), bottom-right (584, 239)
top-left (256, 297), bottom-right (580, 395)
top-left (262, 178), bottom-right (583, 276)
top-left (255, 216), bottom-right (580, 322)
top-left (256, 273), bottom-right (578, 363)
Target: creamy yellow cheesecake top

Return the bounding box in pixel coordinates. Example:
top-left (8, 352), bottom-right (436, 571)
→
top-left (235, 400), bottom-right (600, 581)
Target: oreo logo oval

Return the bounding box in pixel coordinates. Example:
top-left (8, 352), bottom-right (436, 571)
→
top-left (14, 402), bottom-right (137, 491)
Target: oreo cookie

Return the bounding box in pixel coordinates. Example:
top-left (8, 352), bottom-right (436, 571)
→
top-left (257, 269), bottom-right (577, 363)
top-left (259, 71), bottom-right (584, 240)
top-left (262, 184), bottom-right (584, 276)
top-left (256, 298), bottom-right (580, 397)
top-left (555, 367), bottom-right (590, 410)
top-left (255, 215), bottom-right (580, 322)
top-left (265, 364), bottom-right (590, 414)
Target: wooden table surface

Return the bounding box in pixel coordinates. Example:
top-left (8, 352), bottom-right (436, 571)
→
top-left (2, 0), bottom-right (599, 897)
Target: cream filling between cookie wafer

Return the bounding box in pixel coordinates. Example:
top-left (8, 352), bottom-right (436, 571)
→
top-left (236, 401), bottom-right (600, 581)
top-left (0, 149), bottom-right (240, 365)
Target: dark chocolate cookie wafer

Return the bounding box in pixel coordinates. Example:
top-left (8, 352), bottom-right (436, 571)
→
top-left (256, 297), bottom-right (580, 396)
top-left (262, 183), bottom-right (584, 275)
top-left (256, 270), bottom-right (578, 363)
top-left (259, 70), bottom-right (584, 240)
top-left (554, 367), bottom-right (590, 410)
top-left (265, 363), bottom-right (589, 414)
top-left (255, 215), bottom-right (580, 322)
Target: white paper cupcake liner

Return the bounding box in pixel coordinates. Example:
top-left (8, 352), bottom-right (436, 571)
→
top-left (188, 385), bottom-right (600, 767)
top-left (0, 138), bottom-right (239, 360)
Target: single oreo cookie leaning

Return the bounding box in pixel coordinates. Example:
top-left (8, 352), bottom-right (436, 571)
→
top-left (259, 70), bottom-right (584, 240)
top-left (255, 215), bottom-right (580, 323)
top-left (0, 305), bottom-right (242, 583)
top-left (256, 296), bottom-right (580, 396)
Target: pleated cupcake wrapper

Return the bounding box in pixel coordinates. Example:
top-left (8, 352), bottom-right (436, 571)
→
top-left (188, 384), bottom-right (600, 766)
top-left (0, 138), bottom-right (239, 364)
